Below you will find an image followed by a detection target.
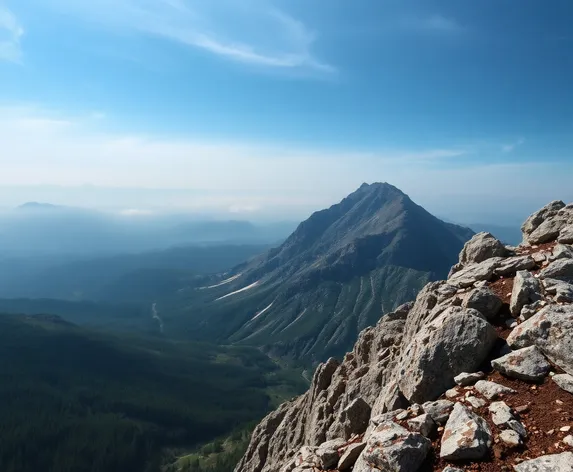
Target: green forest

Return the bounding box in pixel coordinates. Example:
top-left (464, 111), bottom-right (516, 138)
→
top-left (0, 314), bottom-right (305, 472)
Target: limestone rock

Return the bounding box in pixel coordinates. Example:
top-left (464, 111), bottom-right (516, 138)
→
top-left (459, 232), bottom-right (508, 266)
top-left (449, 258), bottom-right (504, 288)
top-left (466, 396), bottom-right (486, 409)
top-left (543, 278), bottom-right (573, 303)
top-left (489, 401), bottom-right (515, 426)
top-left (360, 422), bottom-right (431, 472)
top-left (522, 200), bottom-right (566, 240)
top-left (407, 413), bottom-right (436, 438)
top-left (540, 259), bottom-right (573, 282)
top-left (528, 217), bottom-right (570, 244)
top-left (337, 442), bottom-right (366, 471)
top-left (495, 255), bottom-right (537, 276)
top-left (422, 400), bottom-right (454, 425)
top-left (553, 373), bottom-right (573, 395)
top-left (341, 398), bottom-right (371, 438)
top-left (440, 403), bottom-right (492, 460)
top-left (559, 225), bottom-right (573, 244)
top-left (508, 419), bottom-right (528, 438)
top-left (499, 429), bottom-right (522, 447)
top-left (474, 380), bottom-right (516, 400)
top-left (462, 288), bottom-right (503, 320)
top-left (507, 304), bottom-right (573, 375)
top-left (550, 244), bottom-right (573, 262)
top-left (442, 468), bottom-right (464, 472)
top-left (316, 439), bottom-right (345, 469)
top-left (510, 270), bottom-right (543, 316)
top-left (454, 371), bottom-right (485, 386)
top-left (491, 346), bottom-right (551, 382)
top-left (520, 300), bottom-right (547, 321)
top-left (514, 452), bottom-right (573, 471)
top-left (398, 307), bottom-right (498, 403)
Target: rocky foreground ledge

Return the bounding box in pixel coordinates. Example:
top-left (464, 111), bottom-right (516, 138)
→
top-left (235, 201), bottom-right (573, 472)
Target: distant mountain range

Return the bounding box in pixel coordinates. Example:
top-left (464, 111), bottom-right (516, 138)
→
top-left (166, 183), bottom-right (474, 363)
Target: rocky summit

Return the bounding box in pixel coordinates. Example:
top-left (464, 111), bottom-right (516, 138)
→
top-left (235, 201), bottom-right (573, 472)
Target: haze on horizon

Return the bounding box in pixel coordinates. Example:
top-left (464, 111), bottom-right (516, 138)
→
top-left (0, 0), bottom-right (571, 225)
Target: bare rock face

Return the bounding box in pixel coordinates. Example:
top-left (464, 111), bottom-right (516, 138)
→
top-left (491, 346), bottom-right (551, 382)
top-left (521, 200), bottom-right (566, 243)
top-left (398, 307), bottom-right (497, 403)
top-left (359, 422), bottom-right (431, 472)
top-left (514, 452), bottom-right (573, 471)
top-left (459, 232), bottom-right (508, 266)
top-left (510, 270), bottom-right (543, 316)
top-left (462, 287), bottom-right (502, 320)
top-left (540, 259), bottom-right (573, 282)
top-left (507, 304), bottom-right (573, 376)
top-left (440, 403), bottom-right (492, 461)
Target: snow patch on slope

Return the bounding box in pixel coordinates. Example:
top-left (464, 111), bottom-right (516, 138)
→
top-left (215, 281), bottom-right (260, 301)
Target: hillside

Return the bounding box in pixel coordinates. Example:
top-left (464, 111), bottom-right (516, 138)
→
top-left (166, 183), bottom-right (473, 362)
top-left (0, 314), bottom-right (306, 472)
top-left (236, 200), bottom-right (573, 472)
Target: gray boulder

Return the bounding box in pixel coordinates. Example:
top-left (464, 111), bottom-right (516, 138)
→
top-left (337, 442), bottom-right (366, 471)
top-left (495, 255), bottom-right (537, 276)
top-left (550, 244), bottom-right (573, 262)
top-left (422, 400), bottom-right (454, 425)
top-left (360, 422), bottom-right (431, 472)
top-left (520, 300), bottom-right (547, 321)
top-left (398, 307), bottom-right (498, 403)
top-left (488, 401), bottom-right (515, 426)
top-left (440, 403), bottom-right (492, 461)
top-left (316, 439), bottom-right (345, 469)
top-left (462, 288), bottom-right (502, 320)
top-left (527, 217), bottom-right (570, 244)
top-left (499, 429), bottom-right (522, 447)
top-left (559, 225), bottom-right (573, 244)
top-left (510, 270), bottom-right (543, 316)
top-left (407, 413), bottom-right (436, 438)
top-left (553, 373), bottom-right (573, 395)
top-left (341, 398), bottom-right (371, 438)
top-left (449, 258), bottom-right (504, 288)
top-left (507, 304), bottom-right (573, 375)
top-left (543, 278), bottom-right (573, 303)
top-left (491, 346), bottom-right (551, 382)
top-left (540, 259), bottom-right (573, 282)
top-left (522, 200), bottom-right (566, 240)
top-left (454, 371), bottom-right (485, 386)
top-left (514, 452), bottom-right (573, 471)
top-left (474, 380), bottom-right (516, 400)
top-left (459, 232), bottom-right (508, 266)
top-left (443, 468), bottom-right (464, 472)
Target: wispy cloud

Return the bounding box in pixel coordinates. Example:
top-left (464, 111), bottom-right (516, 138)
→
top-left (502, 138), bottom-right (525, 153)
top-left (402, 14), bottom-right (464, 34)
top-left (41, 0), bottom-right (334, 74)
top-left (0, 4), bottom-right (24, 62)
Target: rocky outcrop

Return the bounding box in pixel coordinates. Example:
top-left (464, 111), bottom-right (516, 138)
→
top-left (236, 201), bottom-right (573, 472)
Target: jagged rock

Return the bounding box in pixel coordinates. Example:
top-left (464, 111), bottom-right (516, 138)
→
top-left (455, 371), bottom-right (486, 386)
top-left (442, 468), bottom-right (463, 472)
top-left (398, 307), bottom-right (497, 403)
top-left (466, 395), bottom-right (486, 409)
top-left (294, 446), bottom-right (320, 469)
top-left (316, 439), bottom-right (345, 469)
top-left (495, 255), bottom-right (537, 276)
top-left (540, 259), bottom-right (573, 282)
top-left (508, 419), bottom-right (528, 438)
top-left (507, 304), bottom-right (573, 375)
top-left (528, 217), bottom-right (570, 245)
top-left (474, 380), bottom-right (516, 400)
top-left (550, 244), bottom-right (573, 262)
top-left (437, 283), bottom-right (458, 301)
top-left (449, 258), bottom-right (504, 288)
top-left (553, 373), bottom-right (573, 394)
top-left (491, 346), bottom-right (551, 382)
top-left (489, 401), bottom-right (515, 426)
top-left (520, 300), bottom-right (547, 321)
top-left (459, 232), bottom-right (508, 266)
top-left (422, 400), bottom-right (454, 425)
top-left (407, 413), bottom-right (436, 437)
top-left (337, 442), bottom-right (366, 471)
top-left (510, 270), bottom-right (543, 316)
top-left (559, 225), bottom-right (573, 244)
top-left (499, 429), bottom-right (522, 447)
top-left (462, 288), bottom-right (503, 320)
top-left (360, 422), bottom-right (431, 472)
top-left (341, 398), bottom-right (371, 438)
top-left (514, 452), bottom-right (573, 471)
top-left (563, 435), bottom-right (573, 447)
top-left (543, 278), bottom-right (573, 302)
top-left (522, 200), bottom-right (566, 241)
top-left (440, 403), bottom-right (492, 460)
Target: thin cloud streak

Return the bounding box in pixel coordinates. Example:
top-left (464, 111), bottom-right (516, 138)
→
top-left (502, 138), bottom-right (525, 153)
top-left (38, 0), bottom-right (334, 74)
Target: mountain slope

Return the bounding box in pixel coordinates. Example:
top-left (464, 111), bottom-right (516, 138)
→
top-left (166, 183), bottom-right (473, 362)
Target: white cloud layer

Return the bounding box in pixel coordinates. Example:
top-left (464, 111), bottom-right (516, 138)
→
top-left (0, 106), bottom-right (570, 221)
top-left (33, 0), bottom-right (334, 73)
top-left (0, 4), bottom-right (24, 62)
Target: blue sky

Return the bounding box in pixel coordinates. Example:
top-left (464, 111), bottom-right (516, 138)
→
top-left (0, 0), bottom-right (571, 223)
